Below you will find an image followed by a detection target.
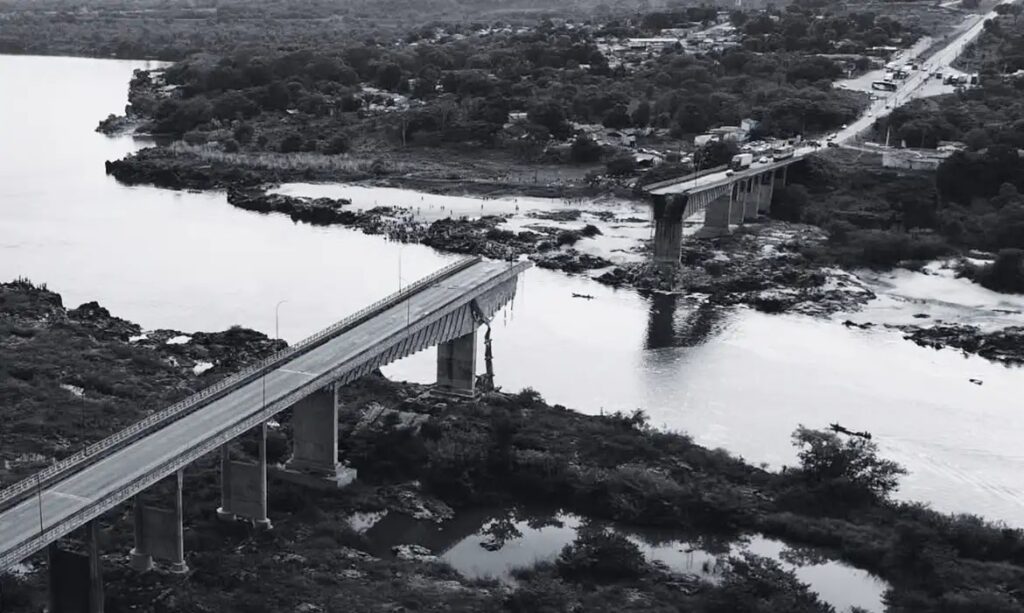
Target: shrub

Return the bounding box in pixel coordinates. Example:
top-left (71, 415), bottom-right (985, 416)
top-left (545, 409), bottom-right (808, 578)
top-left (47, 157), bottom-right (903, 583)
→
top-left (279, 133), bottom-right (303, 153)
top-left (606, 156), bottom-right (637, 176)
top-left (570, 136), bottom-right (603, 163)
top-left (789, 426), bottom-right (907, 505)
top-left (325, 134), bottom-right (350, 155)
top-left (556, 526), bottom-right (647, 582)
top-left (974, 249), bottom-right (1024, 294)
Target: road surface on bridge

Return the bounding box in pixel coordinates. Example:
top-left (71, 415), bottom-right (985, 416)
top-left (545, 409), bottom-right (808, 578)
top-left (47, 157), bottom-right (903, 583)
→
top-left (0, 258), bottom-right (523, 570)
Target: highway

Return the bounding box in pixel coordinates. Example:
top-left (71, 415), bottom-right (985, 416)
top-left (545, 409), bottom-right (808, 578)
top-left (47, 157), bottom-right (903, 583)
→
top-left (648, 4), bottom-right (1011, 198)
top-left (0, 258), bottom-right (525, 571)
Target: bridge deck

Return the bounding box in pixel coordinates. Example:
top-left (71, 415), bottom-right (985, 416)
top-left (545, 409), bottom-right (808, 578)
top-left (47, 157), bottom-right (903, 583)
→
top-left (646, 152), bottom-right (803, 196)
top-left (0, 258), bottom-right (525, 570)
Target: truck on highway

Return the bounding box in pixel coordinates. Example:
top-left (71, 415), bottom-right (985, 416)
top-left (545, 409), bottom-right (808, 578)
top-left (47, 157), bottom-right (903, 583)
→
top-left (771, 145), bottom-right (795, 161)
top-left (871, 80), bottom-right (898, 92)
top-left (730, 153), bottom-right (753, 171)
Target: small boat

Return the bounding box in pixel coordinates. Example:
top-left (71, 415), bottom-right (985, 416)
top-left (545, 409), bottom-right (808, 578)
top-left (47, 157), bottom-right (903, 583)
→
top-left (572, 293), bottom-right (595, 300)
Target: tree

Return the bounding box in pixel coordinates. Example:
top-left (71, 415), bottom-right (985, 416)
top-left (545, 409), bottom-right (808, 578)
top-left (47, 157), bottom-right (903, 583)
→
top-left (570, 136), bottom-right (603, 163)
top-left (631, 101), bottom-right (651, 127)
top-left (695, 140), bottom-right (739, 169)
top-left (375, 62), bottom-right (403, 90)
top-left (527, 100), bottom-right (571, 140)
top-left (602, 105), bottom-right (631, 130)
top-left (790, 426), bottom-right (907, 504)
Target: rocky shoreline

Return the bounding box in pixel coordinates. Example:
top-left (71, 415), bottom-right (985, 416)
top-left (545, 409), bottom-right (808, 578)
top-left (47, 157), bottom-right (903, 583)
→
top-left (898, 324), bottom-right (1024, 365)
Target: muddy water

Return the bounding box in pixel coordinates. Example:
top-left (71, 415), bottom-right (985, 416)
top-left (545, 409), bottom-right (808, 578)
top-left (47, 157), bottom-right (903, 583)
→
top-left (1, 54), bottom-right (1024, 526)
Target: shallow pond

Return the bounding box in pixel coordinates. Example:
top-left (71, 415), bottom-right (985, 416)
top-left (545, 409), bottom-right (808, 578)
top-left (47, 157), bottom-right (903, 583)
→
top-left (351, 508), bottom-right (888, 613)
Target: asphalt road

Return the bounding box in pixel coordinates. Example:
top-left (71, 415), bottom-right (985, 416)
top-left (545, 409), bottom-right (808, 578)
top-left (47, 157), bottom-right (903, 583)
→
top-left (649, 5), bottom-right (1013, 198)
top-left (0, 259), bottom-right (519, 570)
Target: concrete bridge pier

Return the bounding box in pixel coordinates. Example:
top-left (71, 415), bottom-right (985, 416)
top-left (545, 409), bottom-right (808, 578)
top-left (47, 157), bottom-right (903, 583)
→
top-left (437, 331), bottom-right (477, 395)
top-left (744, 175), bottom-right (763, 221)
top-left (757, 173), bottom-right (775, 214)
top-left (702, 192), bottom-right (733, 237)
top-left (729, 180), bottom-right (746, 225)
top-left (129, 469), bottom-right (187, 573)
top-left (280, 385), bottom-right (357, 488)
top-left (48, 520), bottom-right (104, 613)
top-left (773, 166), bottom-right (788, 192)
top-left (217, 423), bottom-right (271, 530)
top-left (651, 194), bottom-right (687, 263)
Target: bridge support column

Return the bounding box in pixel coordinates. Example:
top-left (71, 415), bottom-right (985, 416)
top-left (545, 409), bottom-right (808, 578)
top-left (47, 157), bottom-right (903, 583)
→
top-left (278, 385), bottom-right (357, 488)
top-left (701, 192), bottom-right (732, 237)
top-left (758, 173), bottom-right (775, 214)
top-left (744, 176), bottom-right (762, 221)
top-left (129, 470), bottom-right (187, 574)
top-left (217, 424), bottom-right (271, 530)
top-left (286, 385), bottom-right (339, 476)
top-left (729, 180), bottom-right (746, 225)
top-left (773, 166), bottom-right (788, 191)
top-left (651, 194), bottom-right (686, 264)
top-left (437, 330), bottom-right (477, 395)
top-left (48, 520), bottom-right (104, 613)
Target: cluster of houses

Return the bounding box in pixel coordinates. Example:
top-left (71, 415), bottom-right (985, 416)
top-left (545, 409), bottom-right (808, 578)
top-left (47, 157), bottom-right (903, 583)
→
top-left (597, 18), bottom-right (742, 71)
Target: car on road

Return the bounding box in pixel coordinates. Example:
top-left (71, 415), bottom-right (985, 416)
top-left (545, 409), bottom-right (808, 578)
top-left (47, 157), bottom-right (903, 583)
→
top-left (758, 156), bottom-right (770, 164)
top-left (827, 142), bottom-right (839, 148)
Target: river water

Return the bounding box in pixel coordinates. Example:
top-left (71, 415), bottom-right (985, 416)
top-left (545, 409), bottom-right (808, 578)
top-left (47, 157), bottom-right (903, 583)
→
top-left (2, 55), bottom-right (1023, 532)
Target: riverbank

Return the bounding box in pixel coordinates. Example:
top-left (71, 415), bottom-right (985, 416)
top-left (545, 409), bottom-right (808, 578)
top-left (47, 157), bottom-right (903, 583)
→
top-left (5, 281), bottom-right (1024, 612)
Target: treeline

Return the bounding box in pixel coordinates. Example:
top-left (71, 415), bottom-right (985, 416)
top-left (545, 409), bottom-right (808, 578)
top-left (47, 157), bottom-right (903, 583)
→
top-left (129, 17), bottom-right (864, 158)
top-left (732, 7), bottom-right (915, 54)
top-left (0, 0), bottom-right (652, 60)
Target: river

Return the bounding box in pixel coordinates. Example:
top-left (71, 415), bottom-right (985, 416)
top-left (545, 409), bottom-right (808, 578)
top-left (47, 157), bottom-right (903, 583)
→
top-left (2, 55), bottom-right (1023, 532)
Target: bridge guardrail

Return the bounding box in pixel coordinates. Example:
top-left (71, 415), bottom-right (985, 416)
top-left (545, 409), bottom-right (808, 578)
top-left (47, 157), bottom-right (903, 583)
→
top-left (0, 256), bottom-right (480, 511)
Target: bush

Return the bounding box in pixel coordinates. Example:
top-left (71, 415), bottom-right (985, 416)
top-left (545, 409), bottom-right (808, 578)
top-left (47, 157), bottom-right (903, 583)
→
top-left (606, 155), bottom-right (637, 176)
top-left (325, 134), bottom-right (350, 155)
top-left (789, 426), bottom-right (907, 506)
top-left (570, 136), bottom-right (603, 163)
top-left (233, 123), bottom-right (254, 144)
top-left (974, 249), bottom-right (1024, 294)
top-left (279, 133), bottom-right (304, 153)
top-left (556, 526), bottom-right (647, 582)
top-left (221, 138), bottom-right (240, 153)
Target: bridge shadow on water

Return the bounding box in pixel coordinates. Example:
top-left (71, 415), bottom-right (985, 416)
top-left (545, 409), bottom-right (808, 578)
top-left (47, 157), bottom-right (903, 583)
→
top-left (644, 293), bottom-right (727, 351)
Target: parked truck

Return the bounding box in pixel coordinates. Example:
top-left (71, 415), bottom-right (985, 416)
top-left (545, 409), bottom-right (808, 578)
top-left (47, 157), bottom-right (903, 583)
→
top-left (730, 153), bottom-right (753, 171)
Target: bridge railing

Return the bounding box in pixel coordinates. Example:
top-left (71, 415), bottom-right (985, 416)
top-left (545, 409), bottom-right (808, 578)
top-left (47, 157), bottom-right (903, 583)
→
top-left (0, 256), bottom-right (480, 511)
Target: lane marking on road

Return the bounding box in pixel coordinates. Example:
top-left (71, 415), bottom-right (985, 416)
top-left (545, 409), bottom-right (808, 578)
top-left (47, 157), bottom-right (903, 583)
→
top-left (279, 368), bottom-right (318, 378)
top-left (49, 491), bottom-right (91, 504)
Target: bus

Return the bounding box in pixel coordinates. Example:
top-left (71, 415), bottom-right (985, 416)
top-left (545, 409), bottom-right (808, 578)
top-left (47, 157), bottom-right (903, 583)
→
top-left (871, 80), bottom-right (898, 92)
top-left (771, 145), bottom-right (794, 161)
